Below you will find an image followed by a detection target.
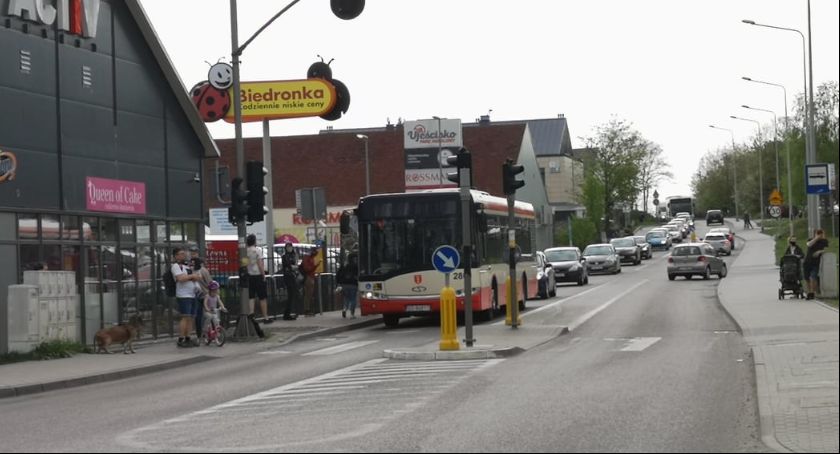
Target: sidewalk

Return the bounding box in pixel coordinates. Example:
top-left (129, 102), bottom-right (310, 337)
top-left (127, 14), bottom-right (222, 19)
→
top-left (0, 310), bottom-right (379, 399)
top-left (718, 219), bottom-right (839, 453)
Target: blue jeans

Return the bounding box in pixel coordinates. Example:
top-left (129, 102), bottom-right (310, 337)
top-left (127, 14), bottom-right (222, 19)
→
top-left (194, 296), bottom-right (204, 337)
top-left (342, 285), bottom-right (358, 315)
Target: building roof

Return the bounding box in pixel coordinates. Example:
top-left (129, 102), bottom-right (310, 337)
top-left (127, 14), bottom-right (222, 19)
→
top-left (124, 0), bottom-right (220, 159)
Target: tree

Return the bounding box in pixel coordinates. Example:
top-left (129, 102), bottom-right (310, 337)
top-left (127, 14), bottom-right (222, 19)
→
top-left (580, 118), bottom-right (646, 234)
top-left (636, 140), bottom-right (673, 216)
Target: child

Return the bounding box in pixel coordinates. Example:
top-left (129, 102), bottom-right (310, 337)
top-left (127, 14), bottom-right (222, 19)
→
top-left (203, 281), bottom-right (227, 345)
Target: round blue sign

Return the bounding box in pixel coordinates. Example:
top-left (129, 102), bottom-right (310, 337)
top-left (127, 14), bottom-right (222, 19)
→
top-left (432, 245), bottom-right (460, 274)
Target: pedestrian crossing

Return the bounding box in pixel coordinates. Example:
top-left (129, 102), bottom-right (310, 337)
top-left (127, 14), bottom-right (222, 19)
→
top-left (301, 340), bottom-right (380, 356)
top-left (117, 358), bottom-right (502, 451)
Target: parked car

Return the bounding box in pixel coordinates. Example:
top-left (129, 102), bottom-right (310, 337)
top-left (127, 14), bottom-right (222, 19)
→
top-left (709, 227), bottom-right (735, 250)
top-left (646, 229), bottom-right (672, 250)
top-left (703, 232), bottom-right (732, 256)
top-left (544, 247), bottom-right (588, 286)
top-left (582, 244), bottom-right (621, 274)
top-left (667, 243), bottom-right (728, 280)
top-left (610, 237), bottom-right (642, 265)
top-left (535, 251), bottom-right (557, 298)
top-left (705, 209), bottom-right (724, 226)
top-left (631, 236), bottom-right (653, 259)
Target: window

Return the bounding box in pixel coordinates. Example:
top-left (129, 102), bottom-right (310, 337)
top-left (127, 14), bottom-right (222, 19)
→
top-left (120, 220), bottom-right (136, 243)
top-left (101, 218), bottom-right (118, 242)
top-left (137, 220), bottom-right (151, 243)
top-left (62, 216), bottom-right (80, 240)
top-left (18, 213), bottom-right (38, 239)
top-left (42, 214), bottom-right (60, 240)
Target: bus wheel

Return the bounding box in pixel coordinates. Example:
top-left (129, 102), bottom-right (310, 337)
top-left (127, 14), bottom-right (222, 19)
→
top-left (382, 314), bottom-right (400, 328)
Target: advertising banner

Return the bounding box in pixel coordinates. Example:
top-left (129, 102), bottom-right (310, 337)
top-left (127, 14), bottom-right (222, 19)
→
top-left (224, 79), bottom-right (336, 123)
top-left (86, 177), bottom-right (146, 214)
top-left (404, 119), bottom-right (463, 191)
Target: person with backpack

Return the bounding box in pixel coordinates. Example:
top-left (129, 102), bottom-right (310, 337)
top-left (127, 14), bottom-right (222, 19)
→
top-left (170, 247), bottom-right (202, 347)
top-left (337, 253), bottom-right (359, 318)
top-left (280, 242), bottom-right (300, 320)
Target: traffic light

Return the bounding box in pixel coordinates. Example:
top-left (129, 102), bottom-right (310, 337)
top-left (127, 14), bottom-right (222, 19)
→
top-left (246, 161), bottom-right (268, 224)
top-left (502, 158), bottom-right (525, 195)
top-left (445, 148), bottom-right (472, 187)
top-left (229, 177), bottom-right (249, 224)
top-left (330, 0), bottom-right (365, 20)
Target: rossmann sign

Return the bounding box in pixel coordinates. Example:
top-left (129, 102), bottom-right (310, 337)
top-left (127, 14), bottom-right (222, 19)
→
top-left (4, 0), bottom-right (100, 38)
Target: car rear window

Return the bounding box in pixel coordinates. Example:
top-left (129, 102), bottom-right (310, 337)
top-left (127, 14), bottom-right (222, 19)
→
top-left (705, 234), bottom-right (726, 241)
top-left (672, 246), bottom-right (702, 256)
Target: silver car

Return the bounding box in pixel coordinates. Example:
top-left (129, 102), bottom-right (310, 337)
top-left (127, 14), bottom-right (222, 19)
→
top-left (667, 243), bottom-right (728, 280)
top-left (582, 244), bottom-right (621, 274)
top-left (703, 233), bottom-right (731, 256)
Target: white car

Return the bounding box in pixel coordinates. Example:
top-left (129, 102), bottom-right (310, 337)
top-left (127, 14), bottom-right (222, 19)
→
top-left (703, 233), bottom-right (731, 256)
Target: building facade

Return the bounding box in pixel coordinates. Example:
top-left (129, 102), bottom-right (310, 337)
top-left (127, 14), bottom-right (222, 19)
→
top-left (0, 0), bottom-right (218, 350)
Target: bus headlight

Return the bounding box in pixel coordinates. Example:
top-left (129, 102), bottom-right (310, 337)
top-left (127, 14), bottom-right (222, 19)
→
top-left (364, 292), bottom-right (388, 300)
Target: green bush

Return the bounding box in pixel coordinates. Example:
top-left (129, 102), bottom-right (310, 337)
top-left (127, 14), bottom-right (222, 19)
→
top-left (555, 218), bottom-right (600, 251)
top-left (0, 340), bottom-right (90, 365)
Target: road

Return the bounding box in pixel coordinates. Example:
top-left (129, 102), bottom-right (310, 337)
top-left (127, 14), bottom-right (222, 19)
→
top-left (0, 222), bottom-right (768, 452)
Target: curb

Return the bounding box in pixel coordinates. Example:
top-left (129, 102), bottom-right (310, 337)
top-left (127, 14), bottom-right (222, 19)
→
top-left (0, 355), bottom-right (216, 400)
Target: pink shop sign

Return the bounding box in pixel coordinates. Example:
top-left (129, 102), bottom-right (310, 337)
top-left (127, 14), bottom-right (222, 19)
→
top-left (86, 177), bottom-right (146, 214)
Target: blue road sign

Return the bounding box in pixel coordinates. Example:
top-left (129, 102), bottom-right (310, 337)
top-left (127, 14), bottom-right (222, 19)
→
top-left (806, 164), bottom-right (830, 194)
top-left (432, 245), bottom-right (460, 274)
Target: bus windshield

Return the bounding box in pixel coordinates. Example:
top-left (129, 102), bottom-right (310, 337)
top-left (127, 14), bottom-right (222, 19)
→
top-left (358, 196), bottom-right (459, 278)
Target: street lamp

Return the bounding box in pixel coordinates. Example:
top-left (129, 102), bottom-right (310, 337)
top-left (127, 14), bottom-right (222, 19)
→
top-left (709, 124), bottom-right (739, 220)
top-left (742, 77), bottom-right (795, 235)
top-left (432, 116), bottom-right (444, 188)
top-left (356, 134), bottom-right (370, 195)
top-left (731, 115), bottom-right (766, 231)
top-left (742, 105), bottom-right (779, 190)
top-left (742, 18), bottom-right (819, 231)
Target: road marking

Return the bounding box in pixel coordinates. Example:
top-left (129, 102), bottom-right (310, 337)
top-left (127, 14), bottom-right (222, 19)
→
top-left (302, 340), bottom-right (380, 356)
top-left (257, 350), bottom-right (292, 355)
top-left (568, 279), bottom-right (649, 331)
top-left (619, 337), bottom-right (661, 351)
top-left (491, 283), bottom-right (605, 326)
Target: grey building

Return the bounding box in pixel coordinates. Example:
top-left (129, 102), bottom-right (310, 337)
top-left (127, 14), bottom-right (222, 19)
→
top-left (0, 0), bottom-right (217, 349)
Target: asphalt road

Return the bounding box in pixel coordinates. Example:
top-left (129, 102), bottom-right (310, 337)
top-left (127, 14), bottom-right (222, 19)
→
top-left (0, 222), bottom-right (768, 452)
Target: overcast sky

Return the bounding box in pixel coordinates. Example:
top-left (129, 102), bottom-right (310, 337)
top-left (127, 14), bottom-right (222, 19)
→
top-left (139, 0), bottom-right (839, 198)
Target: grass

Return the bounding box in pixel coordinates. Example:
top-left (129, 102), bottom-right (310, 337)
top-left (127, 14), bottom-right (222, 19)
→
top-left (0, 340), bottom-right (91, 366)
top-left (763, 218), bottom-right (839, 308)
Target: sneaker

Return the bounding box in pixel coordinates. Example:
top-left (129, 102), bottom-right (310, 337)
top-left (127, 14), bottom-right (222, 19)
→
top-left (342, 310), bottom-right (346, 318)
top-left (215, 338), bottom-right (222, 346)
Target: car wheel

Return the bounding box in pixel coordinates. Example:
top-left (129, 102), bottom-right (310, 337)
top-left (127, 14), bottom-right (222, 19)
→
top-left (719, 264), bottom-right (728, 279)
top-left (703, 267), bottom-right (711, 280)
top-left (668, 274), bottom-right (675, 281)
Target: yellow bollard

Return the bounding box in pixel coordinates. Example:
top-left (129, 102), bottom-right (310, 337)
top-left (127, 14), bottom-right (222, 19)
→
top-left (504, 276), bottom-right (522, 326)
top-left (439, 286), bottom-right (460, 350)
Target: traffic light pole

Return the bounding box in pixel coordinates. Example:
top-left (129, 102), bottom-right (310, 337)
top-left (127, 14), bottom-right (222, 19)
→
top-left (507, 193), bottom-right (519, 329)
top-left (460, 164), bottom-right (474, 347)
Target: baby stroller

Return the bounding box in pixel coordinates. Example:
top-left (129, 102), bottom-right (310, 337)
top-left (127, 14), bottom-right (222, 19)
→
top-left (778, 254), bottom-right (805, 299)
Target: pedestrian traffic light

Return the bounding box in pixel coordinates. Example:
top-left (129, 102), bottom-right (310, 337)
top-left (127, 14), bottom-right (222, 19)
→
top-left (502, 158), bottom-right (525, 195)
top-left (229, 177), bottom-right (249, 225)
top-left (445, 148), bottom-right (472, 187)
top-left (246, 161), bottom-right (268, 224)
top-left (330, 0), bottom-right (365, 20)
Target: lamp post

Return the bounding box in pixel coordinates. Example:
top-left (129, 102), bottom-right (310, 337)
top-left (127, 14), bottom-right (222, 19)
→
top-left (433, 116), bottom-right (444, 188)
top-left (742, 18), bottom-right (819, 231)
top-left (356, 134), bottom-right (370, 195)
top-left (742, 77), bottom-right (795, 236)
top-left (731, 115), bottom-right (766, 231)
top-left (709, 125), bottom-right (739, 220)
top-left (742, 105), bottom-right (779, 190)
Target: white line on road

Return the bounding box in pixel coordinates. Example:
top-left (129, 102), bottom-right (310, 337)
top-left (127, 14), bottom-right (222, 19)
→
top-left (302, 340), bottom-right (380, 356)
top-left (567, 279), bottom-right (649, 331)
top-left (619, 337), bottom-right (662, 351)
top-left (491, 283), bottom-right (605, 326)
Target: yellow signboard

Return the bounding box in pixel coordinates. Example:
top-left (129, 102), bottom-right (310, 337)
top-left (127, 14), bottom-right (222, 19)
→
top-left (224, 79), bottom-right (336, 123)
top-left (769, 189), bottom-right (783, 206)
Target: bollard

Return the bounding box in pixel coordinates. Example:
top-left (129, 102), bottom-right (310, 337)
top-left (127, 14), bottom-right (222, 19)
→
top-left (439, 286), bottom-right (460, 350)
top-left (504, 275), bottom-right (522, 326)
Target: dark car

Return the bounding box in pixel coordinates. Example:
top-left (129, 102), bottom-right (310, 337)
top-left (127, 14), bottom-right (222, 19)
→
top-left (705, 209), bottom-right (724, 226)
top-left (544, 247), bottom-right (588, 286)
top-left (632, 236), bottom-right (652, 259)
top-left (610, 237), bottom-right (642, 265)
top-left (582, 244), bottom-right (621, 275)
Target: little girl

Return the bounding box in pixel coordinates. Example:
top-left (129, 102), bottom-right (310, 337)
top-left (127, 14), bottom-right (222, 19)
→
top-left (203, 281), bottom-right (227, 344)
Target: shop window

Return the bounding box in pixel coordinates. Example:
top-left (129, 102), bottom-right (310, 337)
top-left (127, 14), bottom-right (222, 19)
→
top-left (42, 214), bottom-right (60, 240)
top-left (43, 244), bottom-right (61, 271)
top-left (120, 247), bottom-right (138, 321)
top-left (120, 220), bottom-right (136, 243)
top-left (18, 213), bottom-right (38, 240)
top-left (137, 220), bottom-right (151, 243)
top-left (84, 217), bottom-right (100, 242)
top-left (184, 222), bottom-right (198, 244)
top-left (62, 215), bottom-right (80, 240)
top-left (19, 244), bottom-right (41, 274)
top-left (155, 222), bottom-right (167, 244)
top-left (101, 218), bottom-right (118, 242)
top-left (169, 222), bottom-right (183, 242)
top-left (0, 213), bottom-right (15, 241)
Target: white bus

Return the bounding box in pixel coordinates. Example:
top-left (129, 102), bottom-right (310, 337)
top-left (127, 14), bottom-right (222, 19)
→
top-left (356, 189), bottom-right (540, 327)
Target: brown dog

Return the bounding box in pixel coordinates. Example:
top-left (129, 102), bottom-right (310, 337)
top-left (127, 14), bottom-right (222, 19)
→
top-left (94, 315), bottom-right (144, 354)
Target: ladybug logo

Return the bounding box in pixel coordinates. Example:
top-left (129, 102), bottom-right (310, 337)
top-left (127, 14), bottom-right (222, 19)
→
top-left (190, 81), bottom-right (231, 123)
top-left (208, 62), bottom-right (233, 90)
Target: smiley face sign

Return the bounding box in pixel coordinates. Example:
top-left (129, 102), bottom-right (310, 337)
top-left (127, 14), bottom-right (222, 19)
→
top-left (208, 62), bottom-right (233, 90)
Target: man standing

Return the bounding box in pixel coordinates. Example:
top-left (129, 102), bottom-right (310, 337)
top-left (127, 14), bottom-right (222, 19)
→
top-left (804, 229), bottom-right (829, 300)
top-left (172, 247), bottom-right (201, 347)
top-left (246, 234), bottom-right (272, 323)
top-left (280, 242), bottom-right (300, 320)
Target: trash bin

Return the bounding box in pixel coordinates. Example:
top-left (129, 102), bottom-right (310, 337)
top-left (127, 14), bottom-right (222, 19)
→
top-left (316, 273), bottom-right (336, 312)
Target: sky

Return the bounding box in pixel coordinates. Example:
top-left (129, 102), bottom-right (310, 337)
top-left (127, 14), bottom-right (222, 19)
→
top-left (138, 0), bottom-right (839, 199)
